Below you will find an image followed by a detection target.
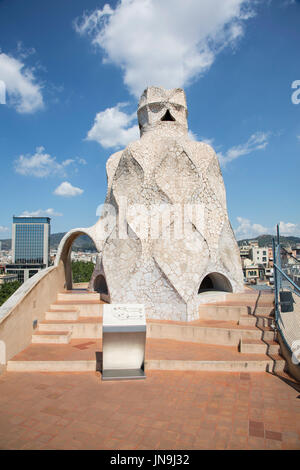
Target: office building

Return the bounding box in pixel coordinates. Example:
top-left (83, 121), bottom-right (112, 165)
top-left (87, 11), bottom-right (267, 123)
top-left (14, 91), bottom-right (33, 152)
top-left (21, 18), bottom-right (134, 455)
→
top-left (6, 216), bottom-right (50, 283)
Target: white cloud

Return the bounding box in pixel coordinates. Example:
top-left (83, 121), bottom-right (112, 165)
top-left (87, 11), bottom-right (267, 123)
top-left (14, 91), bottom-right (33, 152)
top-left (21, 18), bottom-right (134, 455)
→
top-left (278, 221), bottom-right (300, 236)
top-left (235, 217), bottom-right (300, 239)
top-left (217, 131), bottom-right (270, 167)
top-left (0, 52), bottom-right (44, 113)
top-left (19, 208), bottom-right (63, 217)
top-left (235, 217), bottom-right (268, 239)
top-left (188, 130), bottom-right (197, 141)
top-left (14, 147), bottom-right (86, 178)
top-left (0, 226), bottom-right (9, 233)
top-left (281, 0), bottom-right (296, 6)
top-left (200, 137), bottom-right (215, 147)
top-left (74, 0), bottom-right (254, 97)
top-left (86, 103), bottom-right (139, 148)
top-left (53, 181), bottom-right (84, 197)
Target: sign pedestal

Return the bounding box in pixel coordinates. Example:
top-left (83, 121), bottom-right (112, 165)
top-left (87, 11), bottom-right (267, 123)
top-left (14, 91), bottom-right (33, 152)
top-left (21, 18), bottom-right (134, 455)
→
top-left (102, 304), bottom-right (146, 381)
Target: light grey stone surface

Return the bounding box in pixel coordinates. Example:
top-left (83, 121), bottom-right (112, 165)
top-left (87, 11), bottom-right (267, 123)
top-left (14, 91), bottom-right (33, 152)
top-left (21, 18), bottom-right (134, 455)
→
top-left (57, 86), bottom-right (244, 321)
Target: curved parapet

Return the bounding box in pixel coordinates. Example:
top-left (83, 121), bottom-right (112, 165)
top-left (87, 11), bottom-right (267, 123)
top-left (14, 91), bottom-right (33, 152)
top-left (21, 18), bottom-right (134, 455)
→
top-left (276, 292), bottom-right (300, 381)
top-left (0, 263), bottom-right (65, 366)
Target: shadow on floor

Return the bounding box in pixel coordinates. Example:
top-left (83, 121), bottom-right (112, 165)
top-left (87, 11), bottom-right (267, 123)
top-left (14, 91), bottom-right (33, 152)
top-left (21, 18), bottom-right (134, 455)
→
top-left (271, 371), bottom-right (300, 396)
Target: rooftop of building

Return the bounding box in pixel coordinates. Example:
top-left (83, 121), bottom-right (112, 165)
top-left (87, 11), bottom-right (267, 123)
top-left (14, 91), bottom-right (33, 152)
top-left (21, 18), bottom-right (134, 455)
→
top-left (0, 369), bottom-right (299, 450)
top-left (13, 216), bottom-right (51, 224)
top-left (0, 285), bottom-right (298, 450)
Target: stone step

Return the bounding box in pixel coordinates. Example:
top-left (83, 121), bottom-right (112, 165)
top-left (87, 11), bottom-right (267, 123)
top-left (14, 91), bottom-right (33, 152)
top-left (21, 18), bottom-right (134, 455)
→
top-left (270, 355), bottom-right (286, 373)
top-left (260, 328), bottom-right (277, 342)
top-left (145, 358), bottom-right (284, 373)
top-left (256, 315), bottom-right (276, 328)
top-left (50, 302), bottom-right (78, 311)
top-left (38, 319), bottom-right (101, 338)
top-left (78, 304), bottom-right (103, 317)
top-left (240, 338), bottom-right (280, 355)
top-left (267, 342), bottom-right (281, 355)
top-left (7, 360), bottom-right (96, 372)
top-left (7, 336), bottom-right (286, 374)
top-left (148, 320), bottom-right (262, 347)
top-left (57, 291), bottom-right (100, 302)
top-left (50, 301), bottom-right (103, 317)
top-left (226, 292), bottom-right (259, 302)
top-left (238, 315), bottom-right (257, 327)
top-left (6, 358), bottom-right (285, 373)
top-left (255, 306), bottom-right (274, 315)
top-left (198, 305), bottom-right (249, 321)
top-left (32, 331), bottom-right (71, 344)
top-left (45, 310), bottom-right (79, 321)
top-left (224, 294), bottom-right (263, 308)
top-left (240, 339), bottom-right (268, 355)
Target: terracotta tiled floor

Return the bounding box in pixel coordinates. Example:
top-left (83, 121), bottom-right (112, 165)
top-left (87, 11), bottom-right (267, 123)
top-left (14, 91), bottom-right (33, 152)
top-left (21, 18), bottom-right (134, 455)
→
top-left (0, 370), bottom-right (299, 450)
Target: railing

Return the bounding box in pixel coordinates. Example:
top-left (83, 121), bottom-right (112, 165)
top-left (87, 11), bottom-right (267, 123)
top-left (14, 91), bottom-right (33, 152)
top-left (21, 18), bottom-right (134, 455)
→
top-left (280, 246), bottom-right (300, 290)
top-left (272, 226), bottom-right (300, 370)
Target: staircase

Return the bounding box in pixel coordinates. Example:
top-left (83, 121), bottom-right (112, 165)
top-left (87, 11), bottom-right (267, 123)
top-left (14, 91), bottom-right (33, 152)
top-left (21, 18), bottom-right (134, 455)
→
top-left (7, 289), bottom-right (286, 374)
top-left (32, 290), bottom-right (103, 344)
top-left (146, 290), bottom-right (285, 373)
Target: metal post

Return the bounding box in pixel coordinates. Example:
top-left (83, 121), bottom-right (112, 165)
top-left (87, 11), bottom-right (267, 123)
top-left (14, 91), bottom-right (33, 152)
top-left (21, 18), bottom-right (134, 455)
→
top-left (272, 237), bottom-right (279, 324)
top-left (276, 224), bottom-right (282, 291)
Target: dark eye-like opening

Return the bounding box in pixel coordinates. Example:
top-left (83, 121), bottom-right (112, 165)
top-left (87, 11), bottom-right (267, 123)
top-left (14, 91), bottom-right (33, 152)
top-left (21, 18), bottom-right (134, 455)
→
top-left (161, 110), bottom-right (175, 122)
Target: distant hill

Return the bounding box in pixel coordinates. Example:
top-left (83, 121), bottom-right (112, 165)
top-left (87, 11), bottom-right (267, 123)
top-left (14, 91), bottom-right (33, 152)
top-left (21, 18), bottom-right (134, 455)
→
top-left (0, 233), bottom-right (97, 252)
top-left (0, 239), bottom-right (11, 250)
top-left (1, 232), bottom-right (300, 252)
top-left (237, 234), bottom-right (300, 247)
top-left (50, 233), bottom-right (97, 251)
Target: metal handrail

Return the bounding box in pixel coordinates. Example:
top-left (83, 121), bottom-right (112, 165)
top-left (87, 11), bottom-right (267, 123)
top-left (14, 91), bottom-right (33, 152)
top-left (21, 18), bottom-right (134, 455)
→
top-left (272, 226), bottom-right (300, 362)
top-left (273, 263), bottom-right (300, 295)
top-left (281, 246), bottom-right (300, 265)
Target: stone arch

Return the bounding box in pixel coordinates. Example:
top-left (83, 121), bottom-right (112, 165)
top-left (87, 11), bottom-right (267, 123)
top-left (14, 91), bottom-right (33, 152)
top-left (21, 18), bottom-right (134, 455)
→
top-left (198, 272), bottom-right (232, 294)
top-left (55, 229), bottom-right (98, 290)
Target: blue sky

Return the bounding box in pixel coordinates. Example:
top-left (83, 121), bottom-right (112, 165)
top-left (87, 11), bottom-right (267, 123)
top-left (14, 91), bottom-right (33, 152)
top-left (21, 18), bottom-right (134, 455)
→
top-left (0, 0), bottom-right (299, 240)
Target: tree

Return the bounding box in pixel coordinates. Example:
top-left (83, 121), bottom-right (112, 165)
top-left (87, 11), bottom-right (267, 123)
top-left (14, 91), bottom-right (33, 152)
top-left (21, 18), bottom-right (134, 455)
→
top-left (71, 261), bottom-right (95, 283)
top-left (0, 281), bottom-right (21, 306)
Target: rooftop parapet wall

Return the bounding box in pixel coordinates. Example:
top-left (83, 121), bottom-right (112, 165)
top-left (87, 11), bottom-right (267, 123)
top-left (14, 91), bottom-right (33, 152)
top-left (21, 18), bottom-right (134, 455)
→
top-left (0, 262), bottom-right (65, 366)
top-left (276, 293), bottom-right (300, 381)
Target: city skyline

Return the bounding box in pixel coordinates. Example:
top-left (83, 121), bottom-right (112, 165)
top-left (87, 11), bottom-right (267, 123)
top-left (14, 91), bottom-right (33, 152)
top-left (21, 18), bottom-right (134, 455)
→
top-left (0, 0), bottom-right (300, 240)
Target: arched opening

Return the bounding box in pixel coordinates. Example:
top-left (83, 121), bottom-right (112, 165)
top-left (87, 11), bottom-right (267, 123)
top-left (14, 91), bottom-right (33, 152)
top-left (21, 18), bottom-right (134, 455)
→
top-left (70, 235), bottom-right (97, 290)
top-left (161, 109), bottom-right (175, 122)
top-left (56, 231), bottom-right (98, 291)
top-left (94, 274), bottom-right (108, 294)
top-left (198, 272), bottom-right (232, 294)
top-left (94, 274), bottom-right (110, 302)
